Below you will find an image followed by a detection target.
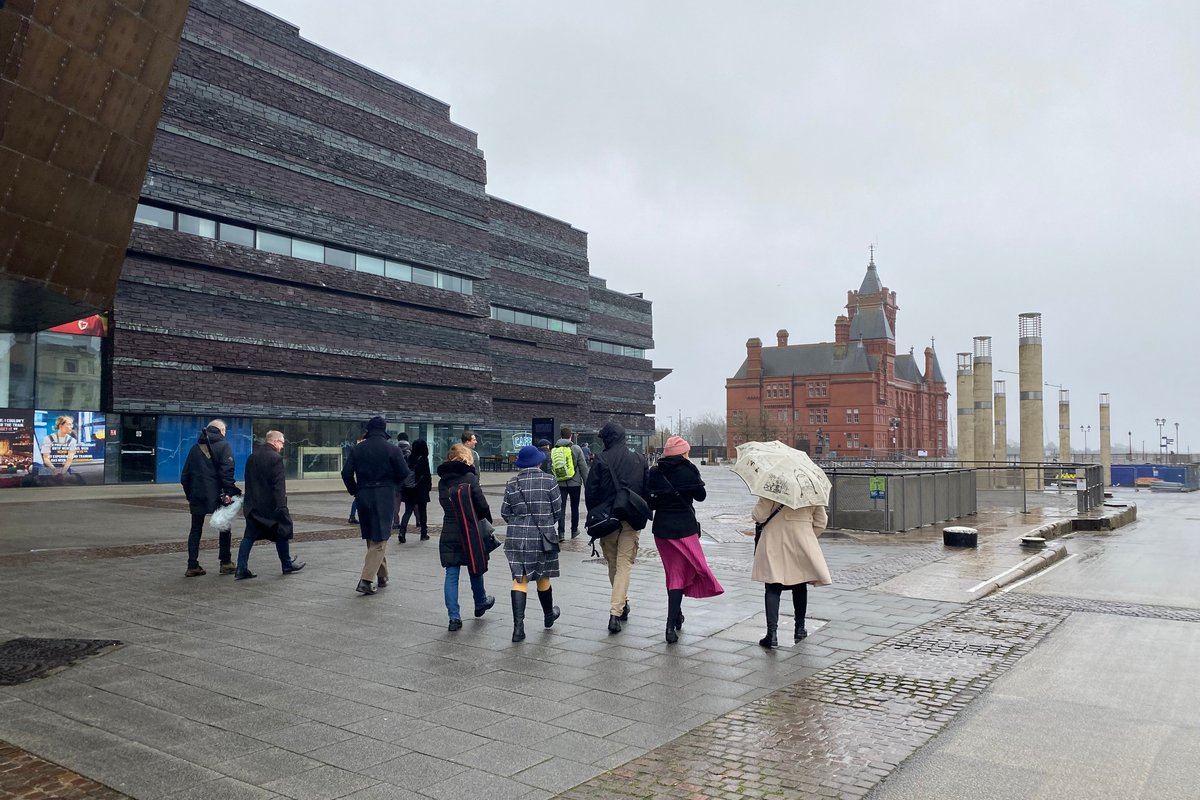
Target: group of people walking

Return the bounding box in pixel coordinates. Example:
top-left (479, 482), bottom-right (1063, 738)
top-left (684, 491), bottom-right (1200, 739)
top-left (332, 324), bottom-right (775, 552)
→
top-left (183, 417), bottom-right (832, 648)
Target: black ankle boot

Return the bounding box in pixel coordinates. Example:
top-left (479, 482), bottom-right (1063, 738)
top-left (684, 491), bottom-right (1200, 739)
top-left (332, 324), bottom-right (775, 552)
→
top-left (537, 587), bottom-right (560, 628)
top-left (665, 589), bottom-right (683, 644)
top-left (793, 584), bottom-right (808, 642)
top-left (511, 590), bottom-right (527, 642)
top-left (760, 585), bottom-right (781, 648)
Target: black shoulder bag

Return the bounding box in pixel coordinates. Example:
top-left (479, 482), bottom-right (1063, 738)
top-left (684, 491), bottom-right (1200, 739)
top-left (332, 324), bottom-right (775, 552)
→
top-left (753, 503), bottom-right (784, 551)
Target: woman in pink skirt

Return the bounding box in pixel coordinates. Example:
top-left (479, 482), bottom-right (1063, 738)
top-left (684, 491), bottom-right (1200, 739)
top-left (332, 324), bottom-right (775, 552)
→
top-left (646, 436), bottom-right (724, 643)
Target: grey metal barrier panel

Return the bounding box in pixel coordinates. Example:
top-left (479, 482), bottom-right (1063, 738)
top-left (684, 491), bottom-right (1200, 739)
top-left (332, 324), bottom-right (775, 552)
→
top-left (900, 474), bottom-right (921, 530)
top-left (829, 474), bottom-right (889, 531)
top-left (934, 471), bottom-right (949, 521)
top-left (921, 473), bottom-right (937, 523)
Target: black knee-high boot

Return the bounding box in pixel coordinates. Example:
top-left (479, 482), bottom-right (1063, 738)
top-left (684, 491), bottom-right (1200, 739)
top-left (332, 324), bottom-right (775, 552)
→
top-left (665, 589), bottom-right (684, 643)
top-left (537, 586), bottom-right (560, 628)
top-left (511, 590), bottom-right (527, 642)
top-left (760, 584), bottom-right (782, 648)
top-left (792, 583), bottom-right (809, 641)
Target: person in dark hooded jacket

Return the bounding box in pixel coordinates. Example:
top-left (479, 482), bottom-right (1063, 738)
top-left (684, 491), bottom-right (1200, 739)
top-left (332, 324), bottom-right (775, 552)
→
top-left (646, 436), bottom-right (723, 643)
top-left (437, 443), bottom-right (496, 630)
top-left (584, 421), bottom-right (649, 633)
top-left (341, 416), bottom-right (410, 595)
top-left (180, 419), bottom-right (241, 577)
top-left (398, 439), bottom-right (432, 542)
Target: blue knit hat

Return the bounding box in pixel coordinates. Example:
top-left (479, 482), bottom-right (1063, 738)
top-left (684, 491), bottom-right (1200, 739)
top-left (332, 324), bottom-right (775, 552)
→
top-left (515, 444), bottom-right (545, 468)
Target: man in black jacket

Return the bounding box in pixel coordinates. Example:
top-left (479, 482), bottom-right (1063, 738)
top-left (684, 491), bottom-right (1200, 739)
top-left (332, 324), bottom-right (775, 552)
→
top-left (342, 416), bottom-right (410, 595)
top-left (584, 421), bottom-right (649, 633)
top-left (234, 430), bottom-right (304, 579)
top-left (181, 420), bottom-right (241, 577)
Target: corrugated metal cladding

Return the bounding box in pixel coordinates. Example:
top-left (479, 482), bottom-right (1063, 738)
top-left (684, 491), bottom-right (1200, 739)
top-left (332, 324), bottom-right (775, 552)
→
top-left (113, 0), bottom-right (656, 434)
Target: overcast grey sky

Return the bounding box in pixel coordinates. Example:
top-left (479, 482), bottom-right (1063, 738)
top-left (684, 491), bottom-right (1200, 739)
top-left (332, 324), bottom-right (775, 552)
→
top-left (253, 1), bottom-right (1200, 454)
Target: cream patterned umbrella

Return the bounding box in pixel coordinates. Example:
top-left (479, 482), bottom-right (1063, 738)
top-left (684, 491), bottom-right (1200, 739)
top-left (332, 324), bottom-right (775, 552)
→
top-left (732, 440), bottom-right (832, 509)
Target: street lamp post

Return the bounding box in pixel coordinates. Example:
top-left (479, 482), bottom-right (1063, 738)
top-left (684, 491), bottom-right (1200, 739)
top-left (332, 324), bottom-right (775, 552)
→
top-left (1128, 431), bottom-right (1132, 462)
top-left (1080, 424), bottom-right (1091, 458)
top-left (1175, 422), bottom-right (1180, 459)
top-left (1155, 418), bottom-right (1167, 463)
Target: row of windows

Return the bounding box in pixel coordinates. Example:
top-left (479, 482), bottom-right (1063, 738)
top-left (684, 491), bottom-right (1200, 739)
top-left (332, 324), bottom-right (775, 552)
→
top-left (489, 306), bottom-right (578, 335)
top-left (808, 382), bottom-right (828, 398)
top-left (134, 203), bottom-right (475, 296)
top-left (588, 339), bottom-right (646, 359)
top-left (808, 408), bottom-right (829, 425)
top-left (766, 383), bottom-right (790, 399)
top-left (845, 408), bottom-right (860, 424)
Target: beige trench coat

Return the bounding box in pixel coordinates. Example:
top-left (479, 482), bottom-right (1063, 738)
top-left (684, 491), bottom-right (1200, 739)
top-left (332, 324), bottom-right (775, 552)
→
top-left (750, 498), bottom-right (831, 586)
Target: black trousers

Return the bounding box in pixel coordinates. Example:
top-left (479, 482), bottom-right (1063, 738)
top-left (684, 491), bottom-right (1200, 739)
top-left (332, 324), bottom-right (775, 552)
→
top-left (400, 501), bottom-right (428, 533)
top-left (557, 484), bottom-right (581, 533)
top-left (187, 512), bottom-right (231, 568)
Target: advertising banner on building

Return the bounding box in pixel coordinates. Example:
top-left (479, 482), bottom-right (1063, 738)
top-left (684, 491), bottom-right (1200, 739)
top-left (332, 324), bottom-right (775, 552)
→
top-left (0, 411), bottom-right (35, 489)
top-left (46, 314), bottom-right (108, 337)
top-left (30, 410), bottom-right (106, 485)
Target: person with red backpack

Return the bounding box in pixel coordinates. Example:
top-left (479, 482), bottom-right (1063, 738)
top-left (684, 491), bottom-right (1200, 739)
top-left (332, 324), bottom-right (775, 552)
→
top-left (436, 443), bottom-right (496, 631)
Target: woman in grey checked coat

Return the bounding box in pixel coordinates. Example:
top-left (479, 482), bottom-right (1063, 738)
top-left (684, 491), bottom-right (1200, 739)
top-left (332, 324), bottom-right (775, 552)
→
top-left (500, 445), bottom-right (563, 642)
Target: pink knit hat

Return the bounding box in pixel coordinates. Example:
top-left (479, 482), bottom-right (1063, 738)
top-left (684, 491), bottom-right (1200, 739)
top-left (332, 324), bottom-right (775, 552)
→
top-left (663, 435), bottom-right (690, 457)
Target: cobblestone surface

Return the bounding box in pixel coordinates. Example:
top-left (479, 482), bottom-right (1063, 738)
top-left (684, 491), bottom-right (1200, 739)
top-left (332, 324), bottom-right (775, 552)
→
top-left (556, 600), bottom-right (1070, 800)
top-left (0, 742), bottom-right (127, 799)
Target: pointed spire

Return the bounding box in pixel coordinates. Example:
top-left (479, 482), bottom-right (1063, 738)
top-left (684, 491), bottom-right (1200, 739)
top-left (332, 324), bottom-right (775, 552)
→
top-left (858, 249), bottom-right (883, 294)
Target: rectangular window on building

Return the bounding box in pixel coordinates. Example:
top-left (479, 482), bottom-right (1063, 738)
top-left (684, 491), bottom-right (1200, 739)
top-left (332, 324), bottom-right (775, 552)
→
top-left (218, 221), bottom-right (255, 247)
top-left (356, 254), bottom-right (385, 275)
top-left (386, 260), bottom-right (412, 282)
top-left (530, 314), bottom-right (548, 330)
top-left (291, 239), bottom-right (325, 263)
top-left (256, 230), bottom-right (292, 256)
top-left (324, 247), bottom-right (355, 269)
top-left (460, 277), bottom-right (474, 296)
top-left (563, 321), bottom-right (577, 335)
top-left (854, 409), bottom-right (860, 423)
top-left (0, 333), bottom-right (36, 408)
top-left (548, 318), bottom-right (563, 332)
top-left (177, 213), bottom-right (216, 238)
top-left (845, 409), bottom-right (852, 423)
top-left (35, 333), bottom-right (101, 410)
top-left (134, 204), bottom-right (174, 228)
top-left (497, 307), bottom-right (516, 324)
top-left (412, 267), bottom-right (438, 287)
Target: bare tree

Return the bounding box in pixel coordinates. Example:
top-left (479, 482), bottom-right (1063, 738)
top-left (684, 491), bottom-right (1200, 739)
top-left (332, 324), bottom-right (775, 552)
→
top-left (687, 412), bottom-right (726, 447)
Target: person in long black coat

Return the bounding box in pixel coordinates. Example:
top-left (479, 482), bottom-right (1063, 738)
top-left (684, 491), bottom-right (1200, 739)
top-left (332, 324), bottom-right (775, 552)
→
top-left (341, 416), bottom-right (410, 595)
top-left (234, 431), bottom-right (304, 579)
top-left (180, 420), bottom-right (241, 577)
top-left (437, 443), bottom-right (495, 630)
top-left (398, 439), bottom-right (432, 542)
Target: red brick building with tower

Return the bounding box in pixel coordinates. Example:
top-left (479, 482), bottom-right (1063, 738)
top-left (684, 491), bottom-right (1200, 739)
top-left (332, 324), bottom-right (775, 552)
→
top-left (726, 257), bottom-right (949, 459)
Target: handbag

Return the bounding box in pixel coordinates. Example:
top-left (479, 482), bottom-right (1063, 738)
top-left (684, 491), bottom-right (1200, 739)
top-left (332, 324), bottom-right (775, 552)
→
top-left (480, 518), bottom-right (502, 552)
top-left (753, 503), bottom-right (784, 550)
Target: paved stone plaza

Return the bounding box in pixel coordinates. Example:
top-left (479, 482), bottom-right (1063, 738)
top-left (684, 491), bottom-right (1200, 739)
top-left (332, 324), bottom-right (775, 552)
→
top-left (0, 470), bottom-right (1195, 799)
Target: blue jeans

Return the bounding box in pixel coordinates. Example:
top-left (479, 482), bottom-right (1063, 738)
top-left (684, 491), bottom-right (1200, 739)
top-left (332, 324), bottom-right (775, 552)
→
top-left (444, 566), bottom-right (487, 621)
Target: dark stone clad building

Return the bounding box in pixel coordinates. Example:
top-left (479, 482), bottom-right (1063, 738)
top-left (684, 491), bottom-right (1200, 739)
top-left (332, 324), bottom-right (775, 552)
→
top-left (1, 0), bottom-right (657, 487)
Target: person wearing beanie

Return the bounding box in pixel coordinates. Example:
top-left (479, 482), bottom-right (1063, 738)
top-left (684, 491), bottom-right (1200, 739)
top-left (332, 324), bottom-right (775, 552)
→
top-left (646, 436), bottom-right (723, 643)
top-left (341, 416), bottom-right (411, 595)
top-left (584, 421), bottom-right (650, 634)
top-left (500, 445), bottom-right (563, 642)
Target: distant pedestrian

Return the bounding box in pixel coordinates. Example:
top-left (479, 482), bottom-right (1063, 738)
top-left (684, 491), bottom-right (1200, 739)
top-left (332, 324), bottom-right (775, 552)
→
top-left (646, 436), bottom-right (723, 643)
top-left (341, 416), bottom-right (411, 595)
top-left (234, 431), bottom-right (304, 579)
top-left (750, 499), bottom-right (830, 648)
top-left (462, 430), bottom-right (480, 470)
top-left (392, 432), bottom-right (413, 530)
top-left (551, 426), bottom-right (589, 540)
top-left (437, 443), bottom-right (496, 630)
top-left (501, 445), bottom-right (562, 642)
top-left (180, 419), bottom-right (241, 577)
top-left (536, 439), bottom-right (554, 477)
top-left (584, 421), bottom-right (650, 634)
top-left (399, 439), bottom-right (432, 542)
top-left (580, 442), bottom-right (594, 466)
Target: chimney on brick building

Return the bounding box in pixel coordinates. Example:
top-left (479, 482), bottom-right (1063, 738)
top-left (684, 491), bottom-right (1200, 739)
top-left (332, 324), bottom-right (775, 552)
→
top-left (924, 346), bottom-right (935, 381)
top-left (746, 337), bottom-right (763, 379)
top-left (776, 329), bottom-right (789, 347)
top-left (835, 315), bottom-right (850, 345)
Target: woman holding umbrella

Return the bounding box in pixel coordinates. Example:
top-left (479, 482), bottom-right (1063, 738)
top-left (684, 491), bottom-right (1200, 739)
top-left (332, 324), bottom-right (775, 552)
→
top-left (734, 441), bottom-right (832, 648)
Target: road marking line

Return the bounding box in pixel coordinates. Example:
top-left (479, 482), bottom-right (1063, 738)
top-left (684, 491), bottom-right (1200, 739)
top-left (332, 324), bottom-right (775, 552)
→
top-left (967, 564), bottom-right (1027, 594)
top-left (1000, 553), bottom-right (1080, 593)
